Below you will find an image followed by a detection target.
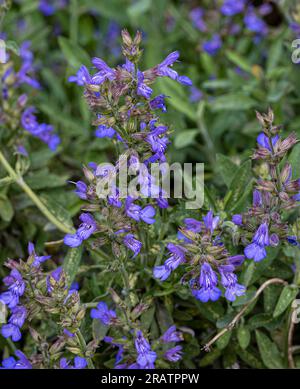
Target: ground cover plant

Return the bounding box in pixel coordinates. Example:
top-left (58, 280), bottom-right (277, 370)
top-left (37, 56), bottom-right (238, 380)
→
top-left (0, 0), bottom-right (300, 369)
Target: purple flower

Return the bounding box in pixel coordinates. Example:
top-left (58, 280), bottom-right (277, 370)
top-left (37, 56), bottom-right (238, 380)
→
top-left (287, 236), bottom-right (299, 246)
top-left (270, 233), bottom-right (279, 247)
top-left (161, 325), bottom-right (183, 343)
top-left (1, 324), bottom-right (22, 342)
top-left (68, 66), bottom-right (92, 86)
top-left (164, 345), bottom-right (183, 362)
top-left (259, 4), bottom-right (272, 16)
top-left (146, 122), bottom-right (169, 160)
top-left (64, 213), bottom-right (97, 248)
top-left (221, 0), bottom-right (245, 16)
top-left (39, 0), bottom-right (56, 16)
top-left (21, 107), bottom-right (60, 151)
top-left (108, 186), bottom-right (122, 208)
top-left (228, 255), bottom-right (245, 267)
top-left (184, 218), bottom-right (202, 233)
top-left (92, 57), bottom-right (116, 84)
top-left (219, 265), bottom-right (245, 302)
top-left (0, 291), bottom-right (19, 309)
top-left (156, 51), bottom-right (192, 86)
top-left (203, 210), bottom-right (220, 233)
top-left (63, 329), bottom-right (75, 338)
top-left (47, 267), bottom-right (63, 293)
top-left (60, 356), bottom-right (87, 369)
top-left (140, 205), bottom-right (156, 224)
top-left (125, 197), bottom-right (142, 221)
top-left (203, 35), bottom-right (222, 56)
top-left (193, 263), bottom-right (221, 302)
top-left (135, 331), bottom-right (157, 368)
top-left (232, 214), bottom-right (243, 226)
top-left (189, 86), bottom-right (203, 103)
top-left (189, 7), bottom-right (206, 32)
top-left (28, 242), bottom-right (51, 267)
top-left (90, 302), bottom-right (117, 325)
top-left (290, 23), bottom-right (300, 37)
top-left (294, 192), bottom-right (300, 201)
top-left (125, 198), bottom-right (156, 223)
top-left (244, 10), bottom-right (268, 35)
top-left (95, 124), bottom-right (116, 138)
top-left (253, 189), bottom-right (263, 207)
top-left (244, 222), bottom-right (269, 262)
top-left (153, 243), bottom-right (186, 281)
top-left (74, 181), bottom-right (88, 200)
top-left (1, 350), bottom-right (32, 369)
top-left (257, 133), bottom-right (279, 151)
top-left (150, 95), bottom-right (167, 112)
top-left (3, 269), bottom-right (25, 298)
top-left (123, 234), bottom-right (142, 258)
top-left (21, 107), bottom-right (38, 132)
top-left (137, 71), bottom-right (153, 99)
top-left (9, 305), bottom-right (27, 328)
top-left (153, 265), bottom-right (171, 281)
top-left (177, 75), bottom-right (193, 86)
top-left (156, 51), bottom-right (179, 80)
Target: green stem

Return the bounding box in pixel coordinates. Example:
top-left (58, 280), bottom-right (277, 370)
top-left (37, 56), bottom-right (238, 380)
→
top-left (0, 150), bottom-right (74, 234)
top-left (76, 331), bottom-right (95, 369)
top-left (70, 0), bottom-right (78, 43)
top-left (120, 261), bottom-right (130, 294)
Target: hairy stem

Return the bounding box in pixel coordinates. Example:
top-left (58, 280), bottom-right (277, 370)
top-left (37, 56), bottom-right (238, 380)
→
top-left (76, 330), bottom-right (95, 369)
top-left (0, 150), bottom-right (74, 234)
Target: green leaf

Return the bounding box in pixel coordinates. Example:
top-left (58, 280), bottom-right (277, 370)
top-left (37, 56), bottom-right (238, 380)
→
top-left (25, 170), bottom-right (68, 190)
top-left (202, 79), bottom-right (231, 90)
top-left (240, 261), bottom-right (255, 287)
top-left (140, 306), bottom-right (156, 331)
top-left (249, 247), bottom-right (279, 285)
top-left (247, 313), bottom-right (283, 331)
top-left (92, 319), bottom-right (108, 341)
top-left (264, 284), bottom-right (282, 313)
top-left (195, 300), bottom-right (224, 323)
top-left (6, 40), bottom-right (20, 55)
top-left (63, 246), bottom-right (83, 286)
top-left (216, 154), bottom-right (237, 188)
top-left (210, 94), bottom-right (257, 112)
top-left (236, 346), bottom-right (264, 369)
top-left (273, 285), bottom-right (299, 318)
top-left (225, 50), bottom-right (252, 73)
top-left (40, 193), bottom-right (74, 232)
top-left (174, 129), bottom-right (198, 149)
top-left (199, 348), bottom-right (222, 367)
top-left (225, 160), bottom-right (252, 211)
top-left (81, 0), bottom-right (129, 23)
top-left (289, 143), bottom-right (300, 179)
top-left (255, 330), bottom-right (284, 369)
top-left (127, 0), bottom-right (151, 19)
top-left (237, 327), bottom-right (251, 350)
top-left (58, 37), bottom-right (90, 68)
top-left (266, 35), bottom-right (284, 76)
top-left (216, 330), bottom-right (232, 350)
top-left (0, 196), bottom-right (14, 222)
top-left (157, 78), bottom-right (196, 121)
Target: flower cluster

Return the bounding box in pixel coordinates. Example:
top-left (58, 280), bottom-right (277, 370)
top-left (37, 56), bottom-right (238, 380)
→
top-left (232, 110), bottom-right (300, 262)
top-left (65, 30), bottom-right (191, 258)
top-left (154, 211), bottom-right (246, 302)
top-left (91, 301), bottom-right (183, 368)
top-left (0, 41), bottom-right (60, 152)
top-left (39, 0), bottom-right (69, 16)
top-left (0, 243), bottom-right (91, 369)
top-left (189, 1), bottom-right (270, 57)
